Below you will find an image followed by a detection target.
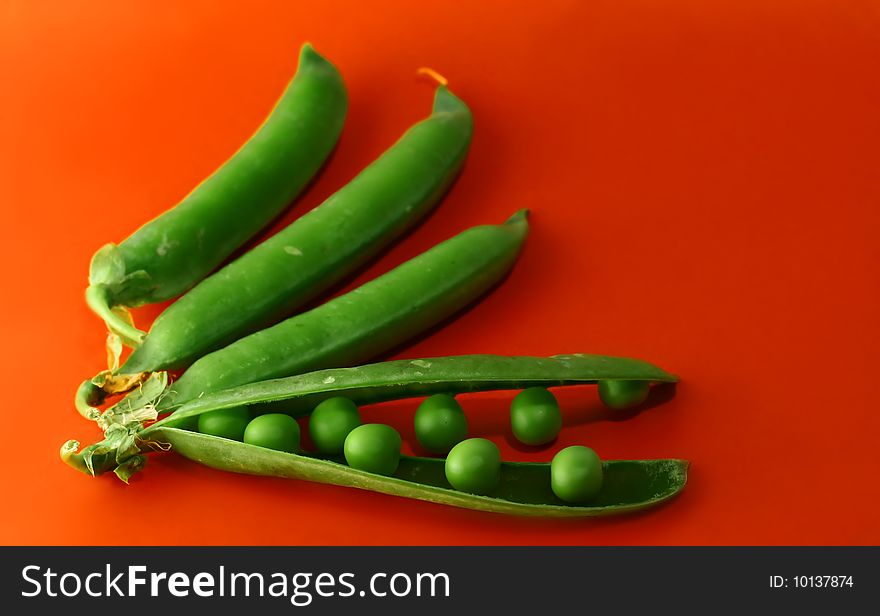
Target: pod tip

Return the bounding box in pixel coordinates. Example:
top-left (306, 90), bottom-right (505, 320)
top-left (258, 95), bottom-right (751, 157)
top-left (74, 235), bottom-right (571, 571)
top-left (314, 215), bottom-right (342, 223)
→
top-left (299, 42), bottom-right (331, 67)
top-left (60, 440), bottom-right (93, 476)
top-left (431, 83), bottom-right (470, 116)
top-left (60, 439), bottom-right (80, 457)
top-left (300, 42), bottom-right (318, 59)
top-left (506, 209), bottom-right (530, 224)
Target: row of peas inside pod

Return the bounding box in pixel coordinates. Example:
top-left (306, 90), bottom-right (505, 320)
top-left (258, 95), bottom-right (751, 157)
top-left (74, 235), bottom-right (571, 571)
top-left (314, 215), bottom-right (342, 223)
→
top-left (194, 380), bottom-right (652, 504)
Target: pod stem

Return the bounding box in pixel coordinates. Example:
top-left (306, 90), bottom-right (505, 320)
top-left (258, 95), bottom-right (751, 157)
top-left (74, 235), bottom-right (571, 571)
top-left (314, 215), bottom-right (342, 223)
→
top-left (61, 408), bottom-right (169, 481)
top-left (59, 439), bottom-right (125, 478)
top-left (74, 379), bottom-right (106, 421)
top-left (416, 67), bottom-right (449, 86)
top-left (74, 370), bottom-right (159, 427)
top-left (60, 440), bottom-right (93, 475)
top-left (85, 285), bottom-right (146, 348)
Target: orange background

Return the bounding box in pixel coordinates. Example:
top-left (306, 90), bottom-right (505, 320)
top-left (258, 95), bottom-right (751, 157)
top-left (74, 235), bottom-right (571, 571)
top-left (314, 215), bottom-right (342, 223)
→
top-left (2, 0), bottom-right (878, 545)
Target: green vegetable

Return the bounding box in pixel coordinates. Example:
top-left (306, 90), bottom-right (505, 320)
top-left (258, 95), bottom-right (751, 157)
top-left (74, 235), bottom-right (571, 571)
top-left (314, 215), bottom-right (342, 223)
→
top-left (343, 424), bottom-right (402, 476)
top-left (510, 387), bottom-right (562, 446)
top-left (85, 44), bottom-right (347, 346)
top-left (118, 86), bottom-right (472, 374)
top-left (62, 353), bottom-right (685, 516)
top-left (309, 397), bottom-right (361, 454)
top-left (598, 380), bottom-right (651, 410)
top-left (243, 414), bottom-right (300, 453)
top-left (77, 86), bottom-right (473, 421)
top-left (163, 213), bottom-right (528, 409)
top-left (550, 446), bottom-right (603, 502)
top-left (444, 438), bottom-right (501, 495)
top-left (197, 406), bottom-right (251, 441)
top-left (414, 394), bottom-right (468, 454)
top-left (96, 212), bottom-right (529, 428)
top-left (163, 353), bottom-right (676, 423)
top-left (139, 428), bottom-right (689, 517)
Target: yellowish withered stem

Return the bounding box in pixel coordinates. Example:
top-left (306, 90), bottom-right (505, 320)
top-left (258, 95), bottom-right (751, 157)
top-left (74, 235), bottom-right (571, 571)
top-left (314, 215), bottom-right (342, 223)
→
top-left (416, 67), bottom-right (449, 86)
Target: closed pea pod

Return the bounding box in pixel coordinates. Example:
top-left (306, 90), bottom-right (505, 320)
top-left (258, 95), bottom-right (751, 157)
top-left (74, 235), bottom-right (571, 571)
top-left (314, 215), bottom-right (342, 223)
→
top-left (77, 85), bottom-right (473, 418)
top-left (118, 86), bottom-right (472, 374)
top-left (63, 353), bottom-right (686, 517)
top-left (96, 211), bottom-right (530, 428)
top-left (167, 212), bottom-right (528, 407)
top-left (86, 44), bottom-right (347, 345)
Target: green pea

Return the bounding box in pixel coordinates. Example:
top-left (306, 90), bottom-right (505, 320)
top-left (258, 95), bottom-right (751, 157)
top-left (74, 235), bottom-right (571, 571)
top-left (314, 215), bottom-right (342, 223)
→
top-left (197, 406), bottom-right (251, 441)
top-left (444, 438), bottom-right (501, 495)
top-left (309, 397), bottom-right (361, 454)
top-left (414, 394), bottom-right (468, 454)
top-left (510, 387), bottom-right (562, 446)
top-left (343, 424), bottom-right (402, 476)
top-left (243, 414), bottom-right (300, 453)
top-left (598, 380), bottom-right (650, 410)
top-left (550, 446), bottom-right (604, 502)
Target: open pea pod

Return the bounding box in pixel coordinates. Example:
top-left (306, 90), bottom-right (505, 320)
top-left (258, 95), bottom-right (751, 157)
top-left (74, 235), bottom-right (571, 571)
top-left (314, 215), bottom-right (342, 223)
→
top-left (157, 352), bottom-right (679, 424)
top-left (62, 353), bottom-right (686, 516)
top-left (152, 427), bottom-right (688, 517)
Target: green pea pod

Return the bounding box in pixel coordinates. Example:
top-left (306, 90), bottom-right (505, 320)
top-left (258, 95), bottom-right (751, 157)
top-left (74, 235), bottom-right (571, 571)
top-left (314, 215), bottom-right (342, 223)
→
top-left (121, 86), bottom-right (472, 373)
top-left (157, 429), bottom-right (688, 518)
top-left (76, 85), bottom-right (472, 418)
top-left (86, 43), bottom-right (348, 345)
top-left (61, 354), bottom-right (684, 516)
top-left (164, 353), bottom-right (678, 422)
top-left (86, 212), bottom-right (528, 424)
top-left (151, 211), bottom-right (530, 415)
